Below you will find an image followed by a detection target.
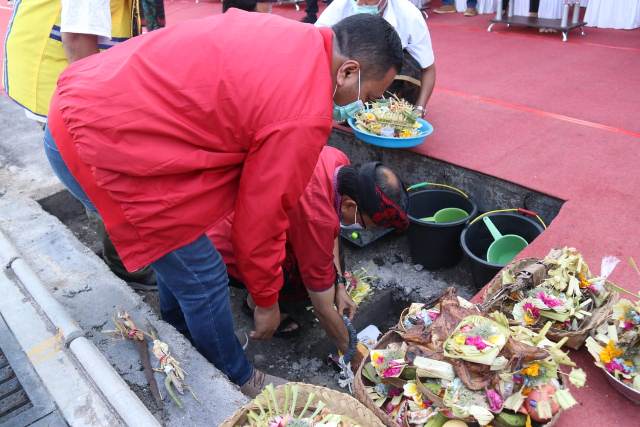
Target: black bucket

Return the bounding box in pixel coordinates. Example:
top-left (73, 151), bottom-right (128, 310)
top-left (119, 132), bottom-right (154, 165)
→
top-left (461, 212), bottom-right (545, 289)
top-left (407, 185), bottom-right (478, 270)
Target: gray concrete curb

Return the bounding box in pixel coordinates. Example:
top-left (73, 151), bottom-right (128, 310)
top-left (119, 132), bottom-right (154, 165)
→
top-left (0, 229), bottom-right (160, 427)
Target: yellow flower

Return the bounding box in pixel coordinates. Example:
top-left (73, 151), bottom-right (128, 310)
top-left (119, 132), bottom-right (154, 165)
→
top-left (600, 340), bottom-right (624, 364)
top-left (524, 312), bottom-right (536, 325)
top-left (454, 334), bottom-right (466, 345)
top-left (521, 363), bottom-right (540, 377)
top-left (578, 273), bottom-right (591, 289)
top-left (488, 335), bottom-right (501, 345)
top-left (525, 415), bottom-right (532, 427)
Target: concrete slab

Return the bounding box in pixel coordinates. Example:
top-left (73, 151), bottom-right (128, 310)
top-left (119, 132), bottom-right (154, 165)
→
top-left (0, 193), bottom-right (247, 426)
top-left (0, 98), bottom-right (62, 200)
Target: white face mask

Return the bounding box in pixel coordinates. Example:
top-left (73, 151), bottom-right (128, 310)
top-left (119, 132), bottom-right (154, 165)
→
top-left (340, 205), bottom-right (364, 230)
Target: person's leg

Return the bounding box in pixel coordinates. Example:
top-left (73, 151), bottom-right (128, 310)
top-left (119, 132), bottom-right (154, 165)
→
top-left (43, 126), bottom-right (96, 212)
top-left (150, 234), bottom-right (253, 386)
top-left (433, 0), bottom-right (457, 13)
top-left (44, 126), bottom-right (156, 289)
top-left (302, 0), bottom-right (318, 23)
top-left (464, 0), bottom-right (478, 16)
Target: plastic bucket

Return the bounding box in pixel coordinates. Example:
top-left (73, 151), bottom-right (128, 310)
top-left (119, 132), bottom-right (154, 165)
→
top-left (461, 211), bottom-right (545, 289)
top-left (407, 184), bottom-right (478, 270)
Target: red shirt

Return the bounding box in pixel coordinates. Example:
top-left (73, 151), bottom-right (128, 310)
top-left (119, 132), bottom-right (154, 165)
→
top-left (48, 10), bottom-right (334, 307)
top-left (208, 146), bottom-right (349, 294)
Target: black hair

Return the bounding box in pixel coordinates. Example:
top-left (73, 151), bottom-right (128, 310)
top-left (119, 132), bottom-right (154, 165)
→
top-left (375, 165), bottom-right (407, 210)
top-left (222, 0), bottom-right (258, 13)
top-left (337, 165), bottom-right (360, 201)
top-left (337, 164), bottom-right (407, 210)
top-left (332, 14), bottom-right (403, 79)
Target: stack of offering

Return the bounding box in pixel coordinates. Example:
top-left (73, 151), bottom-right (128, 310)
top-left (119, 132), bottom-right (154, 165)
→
top-left (354, 97), bottom-right (422, 138)
top-left (355, 288), bottom-right (586, 427)
top-left (586, 298), bottom-right (640, 403)
top-left (482, 248), bottom-right (619, 349)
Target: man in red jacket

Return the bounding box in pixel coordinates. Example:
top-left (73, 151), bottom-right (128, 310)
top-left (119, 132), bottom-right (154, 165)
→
top-left (42, 11), bottom-right (403, 396)
top-left (208, 146), bottom-right (409, 357)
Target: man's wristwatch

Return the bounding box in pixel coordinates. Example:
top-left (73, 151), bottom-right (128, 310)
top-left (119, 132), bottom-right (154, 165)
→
top-left (415, 105), bottom-right (425, 117)
top-left (335, 274), bottom-right (347, 288)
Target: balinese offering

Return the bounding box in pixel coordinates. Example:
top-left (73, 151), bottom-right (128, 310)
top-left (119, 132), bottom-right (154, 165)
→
top-left (354, 97), bottom-right (422, 138)
top-left (586, 298), bottom-right (640, 402)
top-left (222, 383), bottom-right (384, 427)
top-left (482, 248), bottom-right (619, 349)
top-left (355, 288), bottom-right (585, 427)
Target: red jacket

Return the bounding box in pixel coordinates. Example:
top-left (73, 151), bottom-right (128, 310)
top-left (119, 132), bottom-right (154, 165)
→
top-left (208, 146), bottom-right (349, 295)
top-left (49, 10), bottom-right (334, 307)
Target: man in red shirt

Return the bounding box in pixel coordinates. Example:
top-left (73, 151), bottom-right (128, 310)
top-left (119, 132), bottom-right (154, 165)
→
top-left (42, 11), bottom-right (403, 396)
top-left (208, 146), bottom-right (409, 356)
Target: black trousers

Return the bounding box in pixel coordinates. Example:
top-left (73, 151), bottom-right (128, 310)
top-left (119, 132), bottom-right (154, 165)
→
top-left (305, 0), bottom-right (318, 17)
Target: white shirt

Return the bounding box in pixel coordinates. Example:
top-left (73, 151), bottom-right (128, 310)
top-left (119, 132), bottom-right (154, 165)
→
top-left (316, 0), bottom-right (435, 69)
top-left (60, 0), bottom-right (112, 41)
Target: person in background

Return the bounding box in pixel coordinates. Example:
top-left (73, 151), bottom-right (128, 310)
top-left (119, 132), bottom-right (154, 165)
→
top-left (141, 0), bottom-right (166, 30)
top-left (316, 0), bottom-right (436, 115)
top-left (42, 12), bottom-right (403, 397)
top-left (433, 0), bottom-right (477, 16)
top-left (3, 0), bottom-right (157, 291)
top-left (208, 147), bottom-right (409, 356)
top-left (302, 0), bottom-right (320, 23)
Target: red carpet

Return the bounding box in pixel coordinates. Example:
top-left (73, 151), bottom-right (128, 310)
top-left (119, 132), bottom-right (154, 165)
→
top-left (2, 1), bottom-right (639, 423)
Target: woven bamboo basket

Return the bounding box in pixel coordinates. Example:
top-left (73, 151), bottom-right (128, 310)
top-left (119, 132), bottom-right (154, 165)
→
top-left (221, 382), bottom-right (384, 427)
top-left (481, 258), bottom-right (618, 350)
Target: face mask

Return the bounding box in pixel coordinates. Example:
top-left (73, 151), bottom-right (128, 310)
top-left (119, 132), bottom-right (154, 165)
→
top-left (340, 205), bottom-right (365, 230)
top-left (354, 0), bottom-right (380, 15)
top-left (332, 69), bottom-right (364, 122)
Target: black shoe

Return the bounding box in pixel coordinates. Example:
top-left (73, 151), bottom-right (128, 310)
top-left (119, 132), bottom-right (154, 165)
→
top-left (301, 15), bottom-right (317, 24)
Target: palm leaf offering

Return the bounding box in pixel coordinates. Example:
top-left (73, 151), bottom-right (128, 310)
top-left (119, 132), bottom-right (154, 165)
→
top-left (356, 288), bottom-right (585, 427)
top-left (238, 384), bottom-right (363, 427)
top-left (586, 298), bottom-right (640, 393)
top-left (354, 97), bottom-right (422, 138)
top-left (482, 248), bottom-right (621, 349)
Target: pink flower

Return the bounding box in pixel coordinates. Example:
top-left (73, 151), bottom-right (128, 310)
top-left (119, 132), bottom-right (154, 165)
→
top-left (623, 321), bottom-right (634, 331)
top-left (524, 302), bottom-right (541, 318)
top-left (465, 335), bottom-right (488, 350)
top-left (428, 311), bottom-right (440, 321)
top-left (537, 292), bottom-right (563, 308)
top-left (460, 324), bottom-right (473, 333)
top-left (384, 402), bottom-right (397, 414)
top-left (605, 360), bottom-right (625, 374)
top-left (486, 389), bottom-right (503, 412)
top-left (383, 361), bottom-right (404, 377)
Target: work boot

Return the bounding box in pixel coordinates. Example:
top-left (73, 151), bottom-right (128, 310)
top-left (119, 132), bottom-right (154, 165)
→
top-left (240, 369), bottom-right (287, 398)
top-left (432, 4), bottom-right (456, 13)
top-left (301, 14), bottom-right (317, 24)
top-left (464, 7), bottom-right (478, 16)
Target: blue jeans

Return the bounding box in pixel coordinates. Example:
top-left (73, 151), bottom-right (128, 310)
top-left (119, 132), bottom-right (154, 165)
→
top-left (43, 127), bottom-right (253, 385)
top-left (443, 0), bottom-right (477, 6)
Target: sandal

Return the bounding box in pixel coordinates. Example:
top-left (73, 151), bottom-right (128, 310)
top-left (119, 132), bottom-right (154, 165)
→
top-left (242, 297), bottom-right (302, 338)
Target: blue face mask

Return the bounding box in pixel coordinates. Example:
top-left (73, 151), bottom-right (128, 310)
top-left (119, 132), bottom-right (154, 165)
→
top-left (332, 69), bottom-right (364, 122)
top-left (353, 0), bottom-right (380, 15)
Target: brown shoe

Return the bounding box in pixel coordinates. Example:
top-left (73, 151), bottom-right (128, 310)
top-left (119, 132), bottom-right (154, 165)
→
top-left (240, 369), bottom-right (287, 398)
top-left (433, 5), bottom-right (456, 14)
top-left (464, 7), bottom-right (478, 16)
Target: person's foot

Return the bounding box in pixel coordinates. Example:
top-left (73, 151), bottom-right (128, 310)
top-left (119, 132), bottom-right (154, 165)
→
top-left (464, 7), bottom-right (477, 17)
top-left (240, 369), bottom-right (287, 398)
top-left (432, 5), bottom-right (456, 14)
top-left (301, 15), bottom-right (317, 24)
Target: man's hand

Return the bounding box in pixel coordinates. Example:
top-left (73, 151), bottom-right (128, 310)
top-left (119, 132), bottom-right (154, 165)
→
top-left (335, 285), bottom-right (357, 320)
top-left (250, 303), bottom-right (280, 340)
